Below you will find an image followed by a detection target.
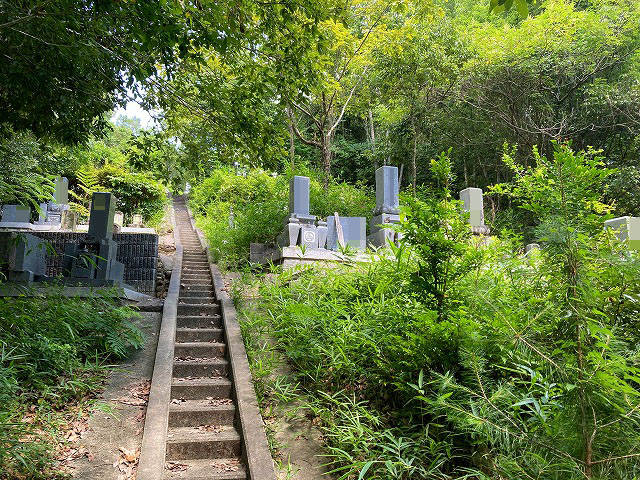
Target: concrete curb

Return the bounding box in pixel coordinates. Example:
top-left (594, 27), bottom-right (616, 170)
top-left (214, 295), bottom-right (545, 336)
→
top-left (186, 199), bottom-right (276, 480)
top-left (137, 203), bottom-right (183, 480)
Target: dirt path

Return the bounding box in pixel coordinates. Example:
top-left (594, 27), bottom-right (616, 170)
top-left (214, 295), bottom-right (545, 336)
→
top-left (69, 311), bottom-right (161, 480)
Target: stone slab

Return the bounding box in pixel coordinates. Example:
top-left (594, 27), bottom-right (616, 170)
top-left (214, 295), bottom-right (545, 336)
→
top-left (2, 205), bottom-right (30, 223)
top-left (326, 216), bottom-right (366, 250)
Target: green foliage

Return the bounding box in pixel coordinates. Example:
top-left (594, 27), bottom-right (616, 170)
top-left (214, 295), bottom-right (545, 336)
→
top-left (0, 131), bottom-right (54, 209)
top-left (247, 144), bottom-right (640, 479)
top-left (126, 130), bottom-right (183, 192)
top-left (1, 0), bottom-right (324, 143)
top-left (96, 165), bottom-right (167, 224)
top-left (0, 287), bottom-right (144, 478)
top-left (190, 166), bottom-right (374, 268)
top-left (400, 151), bottom-right (483, 322)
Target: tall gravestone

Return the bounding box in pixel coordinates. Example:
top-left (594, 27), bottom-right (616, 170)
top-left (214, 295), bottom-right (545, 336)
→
top-left (367, 166), bottom-right (401, 248)
top-left (289, 176), bottom-right (316, 224)
top-left (278, 176), bottom-right (318, 248)
top-left (54, 177), bottom-right (69, 204)
top-left (460, 187), bottom-right (489, 235)
top-left (63, 192), bottom-right (124, 285)
top-left (605, 216), bottom-right (640, 250)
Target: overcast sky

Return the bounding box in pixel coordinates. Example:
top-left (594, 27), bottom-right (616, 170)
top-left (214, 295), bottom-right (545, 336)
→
top-left (111, 100), bottom-right (157, 129)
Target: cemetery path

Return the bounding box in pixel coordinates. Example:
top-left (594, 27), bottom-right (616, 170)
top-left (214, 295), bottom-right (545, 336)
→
top-left (138, 197), bottom-right (275, 480)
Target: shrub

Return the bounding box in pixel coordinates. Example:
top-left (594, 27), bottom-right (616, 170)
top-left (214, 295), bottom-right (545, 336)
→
top-left (190, 167), bottom-right (374, 267)
top-left (96, 164), bottom-right (167, 224)
top-left (248, 145), bottom-right (640, 479)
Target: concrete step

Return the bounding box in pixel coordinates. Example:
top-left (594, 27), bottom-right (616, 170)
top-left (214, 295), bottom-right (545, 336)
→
top-left (181, 284), bottom-right (214, 291)
top-left (175, 341), bottom-right (226, 358)
top-left (182, 263), bottom-right (210, 270)
top-left (178, 289), bottom-right (215, 298)
top-left (168, 400), bottom-right (235, 427)
top-left (178, 304), bottom-right (220, 316)
top-left (180, 280), bottom-right (213, 288)
top-left (177, 315), bottom-right (222, 329)
top-left (171, 377), bottom-right (232, 400)
top-left (182, 273), bottom-right (212, 280)
top-left (173, 358), bottom-right (229, 378)
top-left (181, 268), bottom-right (210, 274)
top-left (176, 328), bottom-right (223, 343)
top-left (179, 297), bottom-right (216, 305)
top-left (164, 458), bottom-right (246, 480)
top-left (165, 428), bottom-right (241, 460)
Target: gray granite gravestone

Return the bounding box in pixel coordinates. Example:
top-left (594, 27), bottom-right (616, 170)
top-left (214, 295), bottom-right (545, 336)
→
top-left (605, 216), bottom-right (640, 250)
top-left (54, 177), bottom-right (69, 204)
top-left (460, 187), bottom-right (483, 227)
top-left (63, 192), bottom-right (124, 285)
top-left (367, 166), bottom-right (401, 248)
top-left (460, 187), bottom-right (490, 235)
top-left (2, 205), bottom-right (31, 223)
top-left (289, 176), bottom-right (316, 224)
top-left (326, 215), bottom-right (366, 250)
top-left (374, 166), bottom-right (399, 215)
top-left (0, 232), bottom-right (47, 281)
top-left (277, 176), bottom-right (317, 247)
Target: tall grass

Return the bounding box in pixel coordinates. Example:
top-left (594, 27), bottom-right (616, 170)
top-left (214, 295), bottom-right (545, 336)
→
top-left (0, 287), bottom-right (143, 479)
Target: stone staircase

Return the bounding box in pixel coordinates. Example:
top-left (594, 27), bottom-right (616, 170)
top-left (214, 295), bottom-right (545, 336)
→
top-left (165, 198), bottom-right (246, 479)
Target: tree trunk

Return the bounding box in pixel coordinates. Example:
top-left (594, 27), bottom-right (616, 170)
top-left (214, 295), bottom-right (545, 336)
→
top-left (412, 129), bottom-right (417, 196)
top-left (287, 105), bottom-right (295, 172)
top-left (321, 134), bottom-right (331, 191)
top-left (368, 109), bottom-right (377, 171)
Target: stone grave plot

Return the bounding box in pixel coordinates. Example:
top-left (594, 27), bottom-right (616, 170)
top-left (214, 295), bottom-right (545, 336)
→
top-left (35, 231), bottom-right (159, 295)
top-left (0, 231), bottom-right (48, 281)
top-left (61, 192), bottom-right (125, 287)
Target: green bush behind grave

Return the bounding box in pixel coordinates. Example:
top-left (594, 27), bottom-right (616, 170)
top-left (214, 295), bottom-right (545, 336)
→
top-left (189, 167), bottom-right (374, 268)
top-left (95, 165), bottom-right (167, 226)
